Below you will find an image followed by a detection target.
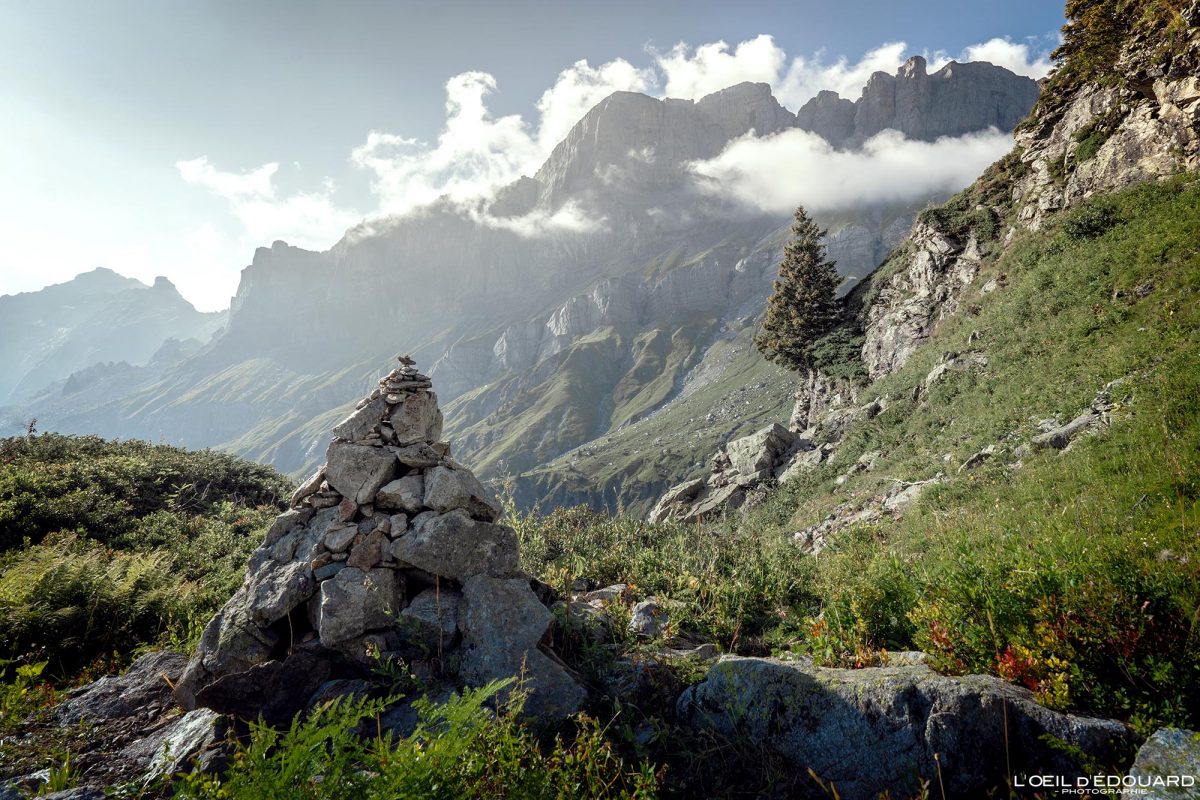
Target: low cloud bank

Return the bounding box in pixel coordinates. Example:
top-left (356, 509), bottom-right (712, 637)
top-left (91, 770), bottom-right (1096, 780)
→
top-left (690, 127), bottom-right (1014, 214)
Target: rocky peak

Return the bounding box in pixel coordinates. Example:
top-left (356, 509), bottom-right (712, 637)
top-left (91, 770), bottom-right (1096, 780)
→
top-left (796, 57), bottom-right (1040, 148)
top-left (174, 357), bottom-right (584, 725)
top-left (533, 83), bottom-right (799, 209)
top-left (899, 54), bottom-right (927, 79)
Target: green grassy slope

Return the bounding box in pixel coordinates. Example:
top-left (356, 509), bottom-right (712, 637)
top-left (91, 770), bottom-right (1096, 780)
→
top-left (517, 176), bottom-right (1200, 734)
top-left (511, 321), bottom-right (797, 516)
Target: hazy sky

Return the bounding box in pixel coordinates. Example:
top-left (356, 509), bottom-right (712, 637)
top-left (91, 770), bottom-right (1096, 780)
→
top-left (0, 1), bottom-right (1065, 311)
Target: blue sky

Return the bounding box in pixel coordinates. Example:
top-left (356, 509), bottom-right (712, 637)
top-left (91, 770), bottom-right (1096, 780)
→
top-left (0, 1), bottom-right (1065, 310)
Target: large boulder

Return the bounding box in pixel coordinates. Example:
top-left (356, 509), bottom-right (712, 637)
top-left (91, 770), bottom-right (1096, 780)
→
top-left (1126, 728), bottom-right (1200, 798)
top-left (725, 423), bottom-right (799, 478)
top-left (678, 656), bottom-right (1133, 800)
top-left (391, 509), bottom-right (520, 580)
top-left (325, 442), bottom-right (398, 505)
top-left (423, 465), bottom-right (500, 521)
top-left (460, 576), bottom-right (585, 723)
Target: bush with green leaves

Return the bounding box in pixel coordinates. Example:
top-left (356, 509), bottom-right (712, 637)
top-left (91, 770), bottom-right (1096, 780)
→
top-left (175, 681), bottom-right (659, 800)
top-left (0, 435), bottom-right (287, 679)
top-left (0, 433), bottom-right (288, 549)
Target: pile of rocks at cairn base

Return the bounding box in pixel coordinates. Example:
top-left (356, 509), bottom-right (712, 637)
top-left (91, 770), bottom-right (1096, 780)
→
top-left (174, 357), bottom-right (584, 726)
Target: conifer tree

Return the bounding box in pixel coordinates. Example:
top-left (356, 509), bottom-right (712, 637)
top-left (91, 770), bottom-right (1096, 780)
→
top-left (754, 206), bottom-right (841, 372)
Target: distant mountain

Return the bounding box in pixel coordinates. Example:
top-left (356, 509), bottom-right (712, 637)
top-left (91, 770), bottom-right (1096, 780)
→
top-left (0, 270), bottom-right (225, 404)
top-left (795, 55), bottom-right (1041, 147)
top-left (2, 60), bottom-right (1039, 513)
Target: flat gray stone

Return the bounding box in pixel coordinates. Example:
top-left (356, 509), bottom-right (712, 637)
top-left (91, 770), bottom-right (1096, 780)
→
top-left (392, 442), bottom-right (444, 468)
top-left (678, 656), bottom-right (1133, 800)
top-left (460, 575), bottom-right (584, 724)
top-left (325, 442), bottom-right (398, 505)
top-left (317, 567), bottom-right (399, 646)
top-left (390, 509), bottom-right (519, 580)
top-left (423, 465), bottom-right (499, 521)
top-left (332, 395), bottom-right (388, 442)
top-left (376, 474), bottom-right (425, 513)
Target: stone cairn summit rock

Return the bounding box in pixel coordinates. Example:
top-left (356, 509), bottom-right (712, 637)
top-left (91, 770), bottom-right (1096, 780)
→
top-left (175, 356), bottom-right (584, 725)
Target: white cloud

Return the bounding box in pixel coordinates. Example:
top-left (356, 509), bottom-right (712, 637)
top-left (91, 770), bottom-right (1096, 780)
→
top-left (776, 42), bottom-right (910, 106)
top-left (175, 32), bottom-right (1046, 285)
top-left (946, 37), bottom-right (1054, 79)
top-left (656, 35), bottom-right (785, 100)
top-left (690, 127), bottom-right (1013, 214)
top-left (534, 59), bottom-right (656, 152)
top-left (176, 156), bottom-right (360, 250)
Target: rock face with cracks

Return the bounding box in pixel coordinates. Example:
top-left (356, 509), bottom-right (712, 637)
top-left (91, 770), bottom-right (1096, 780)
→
top-left (678, 656), bottom-right (1134, 800)
top-left (175, 358), bottom-right (583, 725)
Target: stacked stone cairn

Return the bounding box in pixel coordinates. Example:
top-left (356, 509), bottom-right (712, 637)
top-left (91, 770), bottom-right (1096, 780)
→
top-left (175, 356), bottom-right (584, 725)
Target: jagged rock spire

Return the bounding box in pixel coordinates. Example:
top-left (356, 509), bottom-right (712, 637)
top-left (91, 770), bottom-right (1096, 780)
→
top-left (174, 357), bottom-right (583, 725)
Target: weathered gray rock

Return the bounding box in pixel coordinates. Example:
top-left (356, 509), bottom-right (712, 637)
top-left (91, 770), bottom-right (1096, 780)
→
top-left (460, 575), bottom-right (584, 723)
top-left (1031, 410), bottom-right (1102, 451)
top-left (423, 465), bottom-right (500, 521)
top-left (389, 391), bottom-right (443, 446)
top-left (56, 652), bottom-right (186, 725)
top-left (959, 444), bottom-right (997, 472)
top-left (391, 509), bottom-right (519, 580)
top-left (124, 708), bottom-right (226, 782)
top-left (332, 395), bottom-right (388, 442)
top-left (679, 656), bottom-right (1132, 800)
top-left (376, 474), bottom-right (425, 513)
top-left (392, 442), bottom-right (444, 468)
top-left (726, 423), bottom-right (799, 478)
top-left (289, 467), bottom-right (326, 508)
top-left (1126, 728), bottom-right (1200, 798)
top-left (317, 567), bottom-right (400, 646)
top-left (400, 587), bottom-right (462, 651)
top-left (629, 599), bottom-right (668, 639)
top-left (647, 478), bottom-right (706, 523)
top-left (325, 442), bottom-right (398, 505)
top-left (263, 507), bottom-right (312, 547)
top-left (323, 523), bottom-right (358, 553)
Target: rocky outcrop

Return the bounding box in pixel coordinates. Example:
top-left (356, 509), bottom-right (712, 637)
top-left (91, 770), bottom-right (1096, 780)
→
top-left (13, 652), bottom-right (229, 794)
top-left (1014, 14), bottom-right (1200, 231)
top-left (648, 423), bottom-right (801, 523)
top-left (649, 373), bottom-right (885, 523)
top-left (1126, 728), bottom-right (1200, 798)
top-left (175, 358), bottom-right (584, 725)
top-left (861, 227), bottom-right (985, 380)
top-left (796, 56), bottom-right (1040, 148)
top-left (678, 656), bottom-right (1133, 800)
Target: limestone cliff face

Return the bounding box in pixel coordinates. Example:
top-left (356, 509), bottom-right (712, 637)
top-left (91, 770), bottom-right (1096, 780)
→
top-left (795, 56), bottom-right (1041, 148)
top-left (862, 11), bottom-right (1200, 382)
top-left (535, 83), bottom-right (797, 212)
